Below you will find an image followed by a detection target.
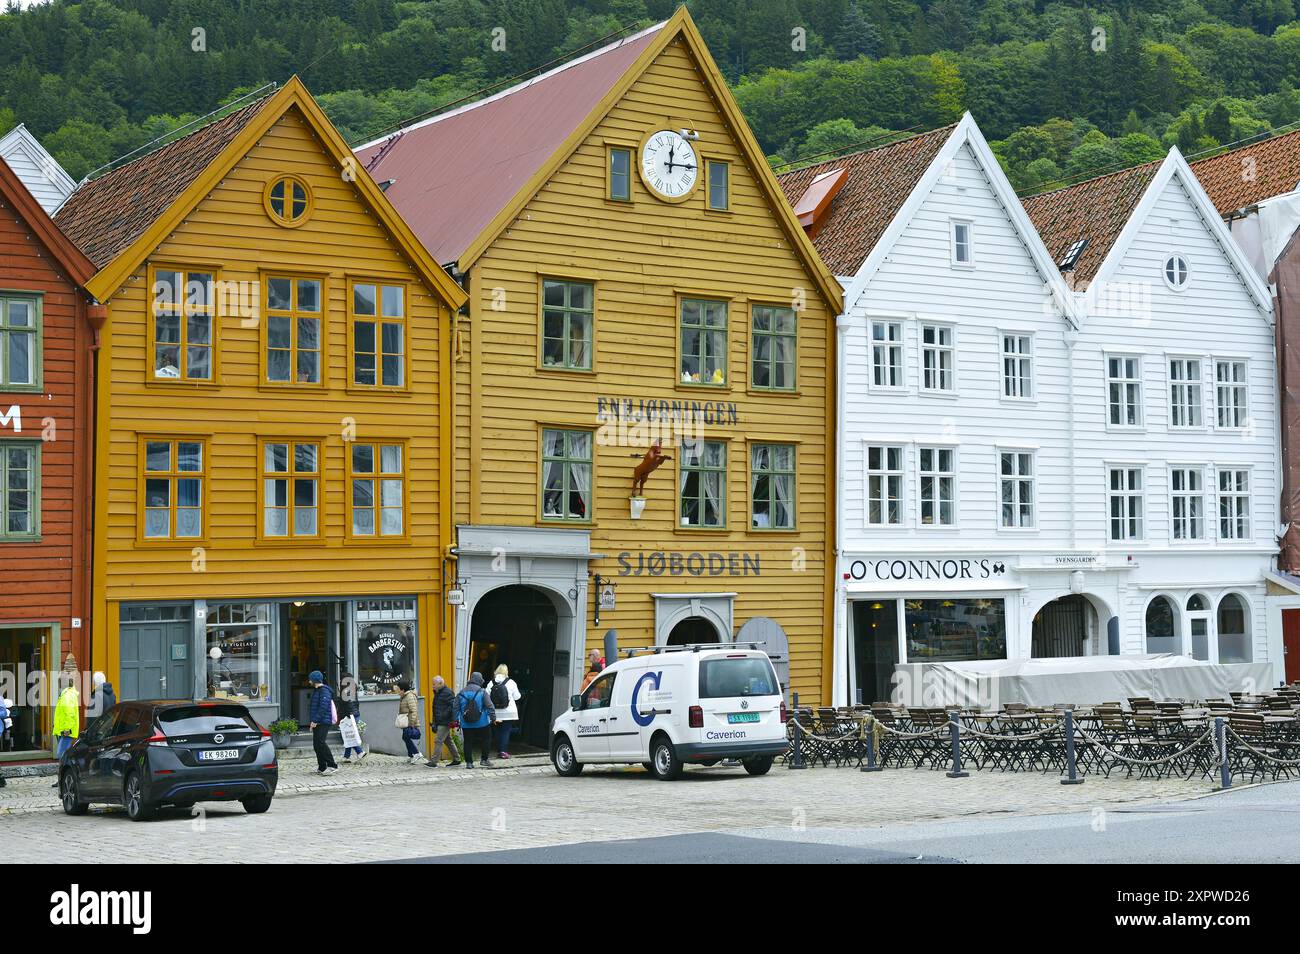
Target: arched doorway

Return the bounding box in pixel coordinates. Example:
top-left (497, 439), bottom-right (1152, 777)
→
top-left (1144, 596), bottom-right (1179, 654)
top-left (1031, 595), bottom-right (1098, 657)
top-left (1187, 593), bottom-right (1211, 660)
top-left (666, 616), bottom-right (720, 646)
top-left (469, 585), bottom-right (560, 751)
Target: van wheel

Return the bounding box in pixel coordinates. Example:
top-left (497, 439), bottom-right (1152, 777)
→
top-left (60, 771), bottom-right (87, 816)
top-left (743, 755), bottom-right (775, 776)
top-left (242, 794), bottom-right (273, 814)
top-left (123, 773), bottom-right (155, 822)
top-left (551, 735), bottom-right (583, 777)
top-left (650, 736), bottom-right (683, 780)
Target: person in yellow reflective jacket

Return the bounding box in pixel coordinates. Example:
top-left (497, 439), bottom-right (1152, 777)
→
top-left (53, 677), bottom-right (80, 759)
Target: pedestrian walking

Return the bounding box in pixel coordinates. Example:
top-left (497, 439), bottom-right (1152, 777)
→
top-left (580, 652), bottom-right (603, 692)
top-left (307, 670), bottom-right (338, 775)
top-left (395, 679), bottom-right (423, 764)
top-left (338, 671), bottom-right (367, 763)
top-left (89, 671), bottom-right (116, 718)
top-left (487, 664), bottom-right (521, 759)
top-left (426, 675), bottom-right (461, 767)
top-left (53, 672), bottom-right (80, 760)
top-left (456, 672), bottom-right (496, 768)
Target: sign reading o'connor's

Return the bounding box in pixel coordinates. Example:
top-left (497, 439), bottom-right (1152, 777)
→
top-left (847, 558), bottom-right (1008, 582)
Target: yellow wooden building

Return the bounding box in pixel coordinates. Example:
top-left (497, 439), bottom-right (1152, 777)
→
top-left (360, 7), bottom-right (842, 747)
top-left (54, 78), bottom-right (466, 740)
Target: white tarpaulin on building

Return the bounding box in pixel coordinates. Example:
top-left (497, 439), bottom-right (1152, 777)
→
top-left (894, 655), bottom-right (1275, 708)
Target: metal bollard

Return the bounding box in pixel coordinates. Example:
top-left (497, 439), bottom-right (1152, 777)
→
top-left (860, 718), bottom-right (882, 773)
top-left (1216, 716), bottom-right (1231, 790)
top-left (789, 692), bottom-right (806, 770)
top-left (945, 710), bottom-right (969, 778)
top-left (1060, 709), bottom-right (1083, 785)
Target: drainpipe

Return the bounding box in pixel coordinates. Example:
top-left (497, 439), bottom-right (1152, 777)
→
top-left (831, 311), bottom-right (850, 707)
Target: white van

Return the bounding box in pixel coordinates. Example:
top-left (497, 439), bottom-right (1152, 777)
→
top-left (550, 644), bottom-right (788, 780)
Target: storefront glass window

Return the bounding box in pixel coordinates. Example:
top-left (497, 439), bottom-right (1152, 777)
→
top-left (904, 598), bottom-right (1006, 662)
top-left (355, 598), bottom-right (417, 696)
top-left (1144, 596), bottom-right (1178, 654)
top-left (206, 602), bottom-right (273, 703)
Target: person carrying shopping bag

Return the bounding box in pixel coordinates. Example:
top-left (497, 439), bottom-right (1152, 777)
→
top-left (338, 671), bottom-right (366, 763)
top-left (395, 679), bottom-right (423, 764)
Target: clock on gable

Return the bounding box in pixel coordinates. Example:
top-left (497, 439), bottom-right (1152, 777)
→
top-left (639, 129), bottom-right (700, 202)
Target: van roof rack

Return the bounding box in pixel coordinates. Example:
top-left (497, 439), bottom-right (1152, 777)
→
top-left (620, 642), bottom-right (764, 657)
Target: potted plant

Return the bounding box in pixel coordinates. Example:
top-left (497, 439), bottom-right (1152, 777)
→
top-left (268, 718), bottom-right (299, 749)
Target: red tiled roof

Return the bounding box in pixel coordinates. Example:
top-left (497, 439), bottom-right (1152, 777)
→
top-left (1190, 126), bottom-right (1300, 213)
top-left (355, 24), bottom-right (664, 267)
top-left (1021, 161), bottom-right (1160, 283)
top-left (54, 96), bottom-right (272, 268)
top-left (1023, 126), bottom-right (1300, 282)
top-left (776, 125), bottom-right (957, 276)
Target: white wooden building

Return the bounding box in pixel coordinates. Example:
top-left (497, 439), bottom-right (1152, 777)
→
top-left (0, 123), bottom-right (76, 215)
top-left (781, 115), bottom-right (1279, 705)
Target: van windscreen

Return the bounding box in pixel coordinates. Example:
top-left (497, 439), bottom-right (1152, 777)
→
top-left (699, 657), bottom-right (779, 698)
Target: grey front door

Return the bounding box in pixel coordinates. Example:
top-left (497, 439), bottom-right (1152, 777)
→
top-left (121, 621), bottom-right (192, 700)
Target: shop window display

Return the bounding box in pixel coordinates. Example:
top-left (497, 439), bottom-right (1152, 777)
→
top-left (206, 602), bottom-right (273, 702)
top-left (904, 597), bottom-right (1006, 662)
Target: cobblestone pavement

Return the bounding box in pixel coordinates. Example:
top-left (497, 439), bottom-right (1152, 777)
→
top-left (0, 756), bottom-right (1220, 863)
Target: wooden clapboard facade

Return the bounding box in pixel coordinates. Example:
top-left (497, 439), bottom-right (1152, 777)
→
top-left (54, 79), bottom-right (465, 743)
top-left (0, 152), bottom-right (97, 754)
top-left (360, 7), bottom-right (842, 737)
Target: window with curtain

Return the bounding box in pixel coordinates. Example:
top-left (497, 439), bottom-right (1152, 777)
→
top-left (918, 446), bottom-right (955, 527)
top-left (350, 442), bottom-right (405, 537)
top-left (871, 320), bottom-right (903, 388)
top-left (1108, 466), bottom-right (1144, 541)
top-left (1168, 358), bottom-right (1202, 427)
top-left (0, 296), bottom-right (39, 388)
top-left (142, 439), bottom-right (204, 539)
top-left (1170, 467), bottom-right (1204, 540)
top-left (751, 304), bottom-right (795, 390)
top-left (151, 268), bottom-right (214, 381)
top-left (1218, 468), bottom-right (1251, 540)
top-left (541, 429), bottom-right (592, 521)
top-left (1106, 355), bottom-right (1142, 426)
top-left (352, 282), bottom-right (405, 387)
top-left (751, 443), bottom-right (794, 529)
top-left (0, 442), bottom-right (39, 540)
top-left (680, 298), bottom-right (727, 385)
top-left (262, 441), bottom-right (320, 538)
top-left (265, 276), bottom-right (322, 384)
top-left (680, 439), bottom-right (726, 528)
top-left (999, 451), bottom-right (1035, 528)
top-left (1215, 359), bottom-right (1248, 428)
top-left (541, 280), bottom-right (593, 371)
top-left (866, 445), bottom-right (904, 526)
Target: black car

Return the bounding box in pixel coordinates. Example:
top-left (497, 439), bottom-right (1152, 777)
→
top-left (58, 700), bottom-right (278, 821)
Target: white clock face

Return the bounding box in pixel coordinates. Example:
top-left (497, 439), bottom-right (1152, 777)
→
top-left (640, 130), bottom-right (699, 200)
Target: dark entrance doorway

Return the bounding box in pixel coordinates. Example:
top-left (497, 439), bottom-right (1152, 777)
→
top-left (283, 601), bottom-right (345, 727)
top-left (469, 585), bottom-right (559, 751)
top-left (1283, 609), bottom-right (1300, 683)
top-left (1032, 595), bottom-right (1089, 658)
top-left (0, 626), bottom-right (48, 752)
top-left (852, 600), bottom-right (899, 705)
top-left (666, 617), bottom-right (719, 646)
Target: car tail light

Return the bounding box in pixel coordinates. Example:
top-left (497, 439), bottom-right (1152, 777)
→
top-left (153, 769), bottom-right (174, 775)
top-left (260, 727), bottom-right (271, 738)
top-left (146, 733), bottom-right (168, 747)
top-left (689, 705), bottom-right (703, 728)
top-left (780, 702), bottom-right (789, 723)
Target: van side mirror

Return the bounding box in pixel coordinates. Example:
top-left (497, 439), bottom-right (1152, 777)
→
top-left (570, 694), bottom-right (583, 711)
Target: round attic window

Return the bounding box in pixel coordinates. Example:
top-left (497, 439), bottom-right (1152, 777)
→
top-left (1163, 253), bottom-right (1189, 290)
top-left (265, 175), bottom-right (311, 227)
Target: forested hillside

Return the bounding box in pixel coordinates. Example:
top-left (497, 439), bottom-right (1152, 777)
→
top-left (2, 0), bottom-right (1299, 194)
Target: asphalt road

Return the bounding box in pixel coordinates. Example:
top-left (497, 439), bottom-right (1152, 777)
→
top-left (393, 780), bottom-right (1300, 864)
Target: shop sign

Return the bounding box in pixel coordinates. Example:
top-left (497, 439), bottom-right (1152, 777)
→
top-left (358, 622), bottom-right (413, 693)
top-left (846, 557), bottom-right (1007, 582)
top-left (1049, 553), bottom-right (1102, 567)
top-left (597, 396), bottom-right (739, 425)
top-left (598, 583), bottom-right (617, 610)
top-left (617, 551), bottom-right (761, 576)
top-left (446, 588), bottom-right (465, 606)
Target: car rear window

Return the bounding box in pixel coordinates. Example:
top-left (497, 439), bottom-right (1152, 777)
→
top-left (699, 657), bottom-right (779, 698)
top-left (158, 705), bottom-right (259, 735)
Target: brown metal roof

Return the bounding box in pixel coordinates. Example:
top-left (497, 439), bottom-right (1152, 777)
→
top-left (54, 96), bottom-right (272, 268)
top-left (355, 24), bottom-right (664, 267)
top-left (775, 125), bottom-right (957, 277)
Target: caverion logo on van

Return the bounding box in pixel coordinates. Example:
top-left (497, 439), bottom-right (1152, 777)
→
top-left (631, 670), bottom-right (674, 727)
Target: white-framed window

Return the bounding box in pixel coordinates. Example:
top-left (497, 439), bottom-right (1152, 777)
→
top-left (1215, 359), bottom-right (1249, 429)
top-left (951, 219), bottom-right (973, 266)
top-left (1001, 333), bottom-right (1033, 399)
top-left (1107, 466), bottom-right (1144, 541)
top-left (1170, 466), bottom-right (1205, 541)
top-left (1217, 468), bottom-right (1251, 541)
top-left (870, 320), bottom-right (904, 389)
top-left (998, 450), bottom-right (1035, 529)
top-left (918, 446), bottom-right (956, 527)
top-left (865, 444), bottom-right (904, 526)
top-left (919, 323), bottom-right (955, 392)
top-left (1163, 253), bottom-right (1189, 290)
top-left (1106, 355), bottom-right (1143, 427)
top-left (1168, 357), bottom-right (1203, 428)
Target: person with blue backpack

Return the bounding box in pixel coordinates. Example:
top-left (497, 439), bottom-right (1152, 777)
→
top-left (456, 672), bottom-right (496, 768)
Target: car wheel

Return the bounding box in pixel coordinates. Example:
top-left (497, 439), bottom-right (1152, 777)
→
top-left (742, 755), bottom-right (775, 776)
top-left (551, 735), bottom-right (583, 777)
top-left (123, 772), bottom-right (155, 822)
top-left (650, 736), bottom-right (683, 780)
top-left (60, 771), bottom-right (87, 816)
top-left (242, 794), bottom-right (273, 814)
